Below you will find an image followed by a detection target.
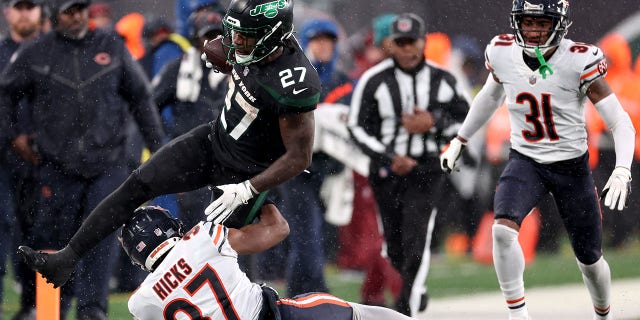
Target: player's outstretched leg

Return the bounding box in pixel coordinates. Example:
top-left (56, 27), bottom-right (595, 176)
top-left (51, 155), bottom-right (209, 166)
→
top-left (492, 224), bottom-right (529, 320)
top-left (577, 257), bottom-right (611, 320)
top-left (17, 245), bottom-right (79, 288)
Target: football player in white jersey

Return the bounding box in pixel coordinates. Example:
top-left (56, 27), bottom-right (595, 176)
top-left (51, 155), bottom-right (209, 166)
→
top-left (440, 0), bottom-right (635, 319)
top-left (121, 205), bottom-right (415, 320)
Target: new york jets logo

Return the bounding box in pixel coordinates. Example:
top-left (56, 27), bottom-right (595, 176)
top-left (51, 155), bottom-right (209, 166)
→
top-left (250, 0), bottom-right (286, 18)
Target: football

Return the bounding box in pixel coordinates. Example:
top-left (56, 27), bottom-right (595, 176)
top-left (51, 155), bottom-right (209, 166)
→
top-left (202, 36), bottom-right (233, 74)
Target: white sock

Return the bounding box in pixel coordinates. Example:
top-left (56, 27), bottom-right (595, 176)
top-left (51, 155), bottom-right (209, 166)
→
top-left (348, 302), bottom-right (415, 320)
top-left (493, 224), bottom-right (528, 319)
top-left (577, 256), bottom-right (611, 320)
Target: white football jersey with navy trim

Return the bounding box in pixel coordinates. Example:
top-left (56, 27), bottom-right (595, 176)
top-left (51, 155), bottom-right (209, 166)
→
top-left (128, 222), bottom-right (263, 320)
top-left (485, 34), bottom-right (607, 163)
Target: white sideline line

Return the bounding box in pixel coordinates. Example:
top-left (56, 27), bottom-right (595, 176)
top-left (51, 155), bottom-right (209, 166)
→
top-left (418, 278), bottom-right (640, 320)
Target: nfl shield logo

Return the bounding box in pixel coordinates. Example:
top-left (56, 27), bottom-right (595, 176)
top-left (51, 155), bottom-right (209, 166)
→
top-left (154, 228), bottom-right (162, 236)
top-left (529, 75), bottom-right (537, 85)
top-left (135, 241), bottom-right (146, 252)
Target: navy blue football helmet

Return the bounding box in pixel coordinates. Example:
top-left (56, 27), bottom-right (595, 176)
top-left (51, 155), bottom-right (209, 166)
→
top-left (119, 206), bottom-right (184, 272)
top-left (510, 0), bottom-right (572, 55)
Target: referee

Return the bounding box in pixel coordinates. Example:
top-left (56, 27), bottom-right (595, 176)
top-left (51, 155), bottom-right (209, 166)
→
top-left (347, 13), bottom-right (469, 316)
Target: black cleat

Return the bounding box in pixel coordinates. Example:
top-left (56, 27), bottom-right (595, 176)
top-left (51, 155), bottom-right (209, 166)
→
top-left (419, 292), bottom-right (429, 312)
top-left (17, 246), bottom-right (78, 288)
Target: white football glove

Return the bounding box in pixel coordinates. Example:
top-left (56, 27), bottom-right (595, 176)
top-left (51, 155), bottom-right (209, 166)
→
top-left (440, 138), bottom-right (465, 174)
top-left (601, 167), bottom-right (632, 211)
top-left (200, 52), bottom-right (214, 69)
top-left (200, 40), bottom-right (215, 69)
top-left (205, 180), bottom-right (256, 224)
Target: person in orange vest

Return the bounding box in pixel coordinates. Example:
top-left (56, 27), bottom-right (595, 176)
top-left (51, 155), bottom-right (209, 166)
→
top-left (115, 12), bottom-right (145, 60)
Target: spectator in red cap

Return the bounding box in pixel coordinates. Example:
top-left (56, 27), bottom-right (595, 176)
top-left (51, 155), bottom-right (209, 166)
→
top-left (87, 1), bottom-right (111, 30)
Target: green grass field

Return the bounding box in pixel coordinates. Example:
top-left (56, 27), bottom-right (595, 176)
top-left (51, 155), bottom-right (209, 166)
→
top-left (3, 242), bottom-right (639, 319)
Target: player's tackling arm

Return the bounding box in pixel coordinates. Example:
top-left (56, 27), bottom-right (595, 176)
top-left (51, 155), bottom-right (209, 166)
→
top-left (227, 203), bottom-right (290, 254)
top-left (249, 110), bottom-right (315, 192)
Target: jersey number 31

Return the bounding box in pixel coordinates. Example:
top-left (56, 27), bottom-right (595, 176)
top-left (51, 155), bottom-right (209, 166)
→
top-left (517, 92), bottom-right (559, 142)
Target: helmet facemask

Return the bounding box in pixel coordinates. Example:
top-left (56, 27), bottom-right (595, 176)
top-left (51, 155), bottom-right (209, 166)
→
top-left (222, 16), bottom-right (292, 65)
top-left (510, 0), bottom-right (572, 57)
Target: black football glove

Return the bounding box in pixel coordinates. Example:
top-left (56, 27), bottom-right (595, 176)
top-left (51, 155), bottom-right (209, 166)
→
top-left (18, 245), bottom-right (80, 288)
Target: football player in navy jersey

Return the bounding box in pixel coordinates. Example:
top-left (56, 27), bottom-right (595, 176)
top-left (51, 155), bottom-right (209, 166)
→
top-left (440, 1), bottom-right (635, 319)
top-left (18, 0), bottom-right (322, 289)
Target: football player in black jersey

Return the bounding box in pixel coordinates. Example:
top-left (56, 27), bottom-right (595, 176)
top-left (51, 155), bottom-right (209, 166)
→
top-left (18, 0), bottom-right (322, 289)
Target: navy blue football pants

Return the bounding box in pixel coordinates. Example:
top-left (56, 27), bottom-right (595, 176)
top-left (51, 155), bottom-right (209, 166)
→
top-left (494, 149), bottom-right (603, 264)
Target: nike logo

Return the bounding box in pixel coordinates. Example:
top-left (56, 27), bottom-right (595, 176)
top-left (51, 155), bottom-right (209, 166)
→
top-left (292, 88), bottom-right (308, 95)
top-left (592, 48), bottom-right (599, 56)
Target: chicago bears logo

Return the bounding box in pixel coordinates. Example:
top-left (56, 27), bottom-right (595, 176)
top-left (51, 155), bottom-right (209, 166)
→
top-left (94, 52), bottom-right (111, 65)
top-left (396, 18), bottom-right (413, 33)
top-left (597, 60), bottom-right (608, 75)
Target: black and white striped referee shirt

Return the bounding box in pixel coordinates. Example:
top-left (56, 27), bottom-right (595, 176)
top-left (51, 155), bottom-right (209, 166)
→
top-left (347, 58), bottom-right (470, 167)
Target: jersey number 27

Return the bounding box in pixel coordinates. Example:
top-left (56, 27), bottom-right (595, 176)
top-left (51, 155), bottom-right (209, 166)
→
top-left (164, 264), bottom-right (240, 319)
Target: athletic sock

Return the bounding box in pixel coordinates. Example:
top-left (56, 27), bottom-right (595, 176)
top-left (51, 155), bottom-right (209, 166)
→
top-left (492, 224), bottom-right (528, 320)
top-left (577, 256), bottom-right (611, 320)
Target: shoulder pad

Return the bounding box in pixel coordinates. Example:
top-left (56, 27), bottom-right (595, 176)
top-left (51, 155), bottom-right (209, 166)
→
top-left (562, 40), bottom-right (607, 87)
top-left (485, 34), bottom-right (517, 72)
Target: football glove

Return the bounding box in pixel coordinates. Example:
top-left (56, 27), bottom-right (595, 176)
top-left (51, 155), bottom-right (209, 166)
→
top-left (601, 167), bottom-right (632, 211)
top-left (440, 138), bottom-right (465, 174)
top-left (205, 180), bottom-right (256, 224)
top-left (17, 245), bottom-right (80, 288)
top-left (200, 52), bottom-right (214, 69)
top-left (200, 40), bottom-right (214, 69)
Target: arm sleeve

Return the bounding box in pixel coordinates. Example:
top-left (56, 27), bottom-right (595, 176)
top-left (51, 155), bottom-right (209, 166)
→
top-left (594, 93), bottom-right (636, 169)
top-left (457, 74), bottom-right (506, 141)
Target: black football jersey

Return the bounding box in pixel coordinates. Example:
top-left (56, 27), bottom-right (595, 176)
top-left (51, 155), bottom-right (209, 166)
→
top-left (211, 39), bottom-right (321, 174)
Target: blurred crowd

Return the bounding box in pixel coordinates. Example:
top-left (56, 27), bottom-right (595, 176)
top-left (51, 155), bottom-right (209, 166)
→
top-left (0, 0), bottom-right (639, 319)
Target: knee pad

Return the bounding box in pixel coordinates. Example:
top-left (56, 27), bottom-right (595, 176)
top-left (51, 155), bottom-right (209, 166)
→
top-left (492, 224), bottom-right (519, 246)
